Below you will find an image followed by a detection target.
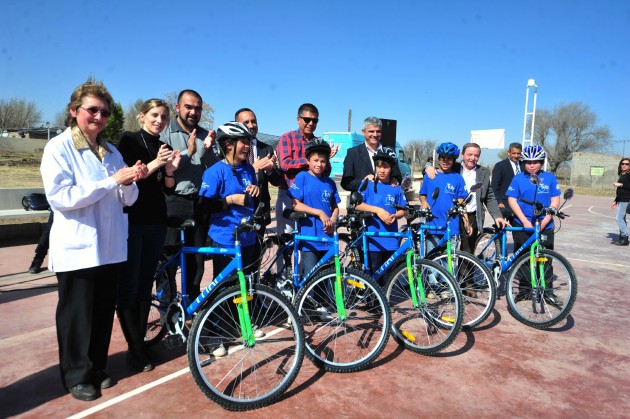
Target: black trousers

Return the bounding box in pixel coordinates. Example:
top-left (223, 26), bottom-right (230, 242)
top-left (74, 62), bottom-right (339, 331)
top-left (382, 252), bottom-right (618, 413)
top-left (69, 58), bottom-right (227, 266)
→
top-left (460, 212), bottom-right (479, 254)
top-left (34, 212), bottom-right (54, 260)
top-left (165, 195), bottom-right (209, 288)
top-left (55, 263), bottom-right (120, 389)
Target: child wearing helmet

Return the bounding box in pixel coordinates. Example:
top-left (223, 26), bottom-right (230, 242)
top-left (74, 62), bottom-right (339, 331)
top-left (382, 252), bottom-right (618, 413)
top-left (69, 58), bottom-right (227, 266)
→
top-left (419, 142), bottom-right (471, 253)
top-left (289, 139), bottom-right (341, 277)
top-left (199, 122), bottom-right (260, 278)
top-left (354, 150), bottom-right (407, 283)
top-left (506, 144), bottom-right (562, 305)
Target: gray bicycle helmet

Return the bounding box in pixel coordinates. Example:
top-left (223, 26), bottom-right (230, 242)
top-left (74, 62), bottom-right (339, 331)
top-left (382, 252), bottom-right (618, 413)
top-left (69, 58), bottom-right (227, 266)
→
top-left (216, 121), bottom-right (254, 152)
top-left (305, 138), bottom-right (331, 158)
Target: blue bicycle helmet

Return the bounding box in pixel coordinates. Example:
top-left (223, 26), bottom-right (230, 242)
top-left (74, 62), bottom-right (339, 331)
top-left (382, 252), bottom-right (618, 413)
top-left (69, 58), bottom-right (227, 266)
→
top-left (436, 142), bottom-right (460, 158)
top-left (521, 145), bottom-right (546, 161)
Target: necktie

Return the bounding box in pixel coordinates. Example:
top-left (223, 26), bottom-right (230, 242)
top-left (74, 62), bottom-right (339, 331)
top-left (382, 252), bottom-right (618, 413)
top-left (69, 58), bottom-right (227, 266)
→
top-left (249, 146), bottom-right (255, 165)
top-left (514, 162), bottom-right (520, 174)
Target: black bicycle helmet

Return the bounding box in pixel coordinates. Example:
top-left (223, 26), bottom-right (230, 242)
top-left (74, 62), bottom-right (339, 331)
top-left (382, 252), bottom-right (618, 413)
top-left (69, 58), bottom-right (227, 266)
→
top-left (305, 138), bottom-right (331, 158)
top-left (436, 142), bottom-right (460, 158)
top-left (372, 147), bottom-right (397, 166)
top-left (216, 121), bottom-right (254, 152)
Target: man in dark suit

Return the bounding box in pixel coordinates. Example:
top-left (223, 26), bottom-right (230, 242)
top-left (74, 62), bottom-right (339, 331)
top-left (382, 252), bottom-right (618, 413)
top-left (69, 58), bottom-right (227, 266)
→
top-left (491, 142), bottom-right (524, 219)
top-left (341, 116), bottom-right (402, 192)
top-left (235, 108), bottom-right (283, 229)
top-left (424, 143), bottom-right (506, 253)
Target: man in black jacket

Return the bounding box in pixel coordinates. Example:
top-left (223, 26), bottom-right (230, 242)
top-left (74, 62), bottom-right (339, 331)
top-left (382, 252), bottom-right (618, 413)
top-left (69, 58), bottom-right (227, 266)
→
top-left (491, 142), bottom-right (524, 219)
top-left (235, 108), bottom-right (283, 230)
top-left (341, 116), bottom-right (402, 192)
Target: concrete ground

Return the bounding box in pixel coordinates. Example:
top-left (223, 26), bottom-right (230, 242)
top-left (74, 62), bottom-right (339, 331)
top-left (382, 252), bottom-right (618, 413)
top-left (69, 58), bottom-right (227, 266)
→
top-left (1, 193), bottom-right (629, 418)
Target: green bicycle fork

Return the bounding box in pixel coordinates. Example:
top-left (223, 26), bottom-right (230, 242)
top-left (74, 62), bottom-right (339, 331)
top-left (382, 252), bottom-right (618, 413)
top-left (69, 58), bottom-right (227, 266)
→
top-left (334, 256), bottom-right (347, 321)
top-left (235, 270), bottom-right (255, 346)
top-left (529, 241), bottom-right (548, 289)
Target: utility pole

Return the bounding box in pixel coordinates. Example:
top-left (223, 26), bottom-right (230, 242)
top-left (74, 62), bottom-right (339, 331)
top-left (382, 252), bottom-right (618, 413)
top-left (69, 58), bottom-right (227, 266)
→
top-left (347, 109), bottom-right (352, 132)
top-left (613, 139), bottom-right (629, 157)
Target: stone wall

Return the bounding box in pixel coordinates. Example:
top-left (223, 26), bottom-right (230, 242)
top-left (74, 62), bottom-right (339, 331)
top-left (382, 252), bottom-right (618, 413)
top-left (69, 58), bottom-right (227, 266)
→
top-left (570, 152), bottom-right (623, 190)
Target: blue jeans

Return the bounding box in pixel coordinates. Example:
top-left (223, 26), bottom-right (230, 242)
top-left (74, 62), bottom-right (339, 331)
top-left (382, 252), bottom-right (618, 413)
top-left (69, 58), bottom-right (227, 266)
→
top-left (616, 201), bottom-right (629, 238)
top-left (118, 223), bottom-right (166, 308)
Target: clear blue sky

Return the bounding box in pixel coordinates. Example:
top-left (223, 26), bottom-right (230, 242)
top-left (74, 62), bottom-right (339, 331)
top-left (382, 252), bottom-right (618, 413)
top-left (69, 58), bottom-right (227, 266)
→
top-left (2, 0), bottom-right (629, 164)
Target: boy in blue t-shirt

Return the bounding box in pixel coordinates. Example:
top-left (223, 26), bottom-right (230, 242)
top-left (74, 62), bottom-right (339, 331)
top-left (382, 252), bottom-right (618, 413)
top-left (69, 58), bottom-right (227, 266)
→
top-left (354, 150), bottom-right (406, 283)
top-left (289, 140), bottom-right (341, 278)
top-left (419, 142), bottom-right (471, 254)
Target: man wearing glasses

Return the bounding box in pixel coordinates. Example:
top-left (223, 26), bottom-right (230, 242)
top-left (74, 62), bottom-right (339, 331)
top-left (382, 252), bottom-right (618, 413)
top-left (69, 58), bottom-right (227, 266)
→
top-left (160, 89), bottom-right (217, 300)
top-left (275, 103), bottom-right (336, 234)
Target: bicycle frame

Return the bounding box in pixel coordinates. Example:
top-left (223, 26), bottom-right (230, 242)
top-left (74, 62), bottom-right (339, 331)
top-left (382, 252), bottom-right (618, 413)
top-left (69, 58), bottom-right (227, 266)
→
top-left (155, 224), bottom-right (257, 344)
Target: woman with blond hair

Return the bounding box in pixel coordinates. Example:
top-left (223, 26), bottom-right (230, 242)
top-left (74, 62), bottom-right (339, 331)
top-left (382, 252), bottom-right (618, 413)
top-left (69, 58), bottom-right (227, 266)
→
top-left (42, 81), bottom-right (145, 401)
top-left (117, 99), bottom-right (180, 372)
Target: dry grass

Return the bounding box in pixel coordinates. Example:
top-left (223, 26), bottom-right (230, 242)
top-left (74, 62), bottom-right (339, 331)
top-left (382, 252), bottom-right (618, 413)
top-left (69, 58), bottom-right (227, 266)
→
top-left (0, 151), bottom-right (44, 188)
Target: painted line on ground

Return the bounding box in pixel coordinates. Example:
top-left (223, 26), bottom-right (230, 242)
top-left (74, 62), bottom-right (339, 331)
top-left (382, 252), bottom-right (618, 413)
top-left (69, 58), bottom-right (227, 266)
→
top-left (68, 326), bottom-right (290, 418)
top-left (67, 367), bottom-right (190, 419)
top-left (587, 206), bottom-right (615, 219)
top-left (565, 256), bottom-right (630, 269)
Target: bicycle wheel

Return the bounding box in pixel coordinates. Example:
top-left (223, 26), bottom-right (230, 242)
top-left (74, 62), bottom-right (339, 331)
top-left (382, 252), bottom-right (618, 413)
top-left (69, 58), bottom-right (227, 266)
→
top-left (429, 250), bottom-right (496, 329)
top-left (146, 257), bottom-right (177, 345)
top-left (474, 230), bottom-right (501, 267)
top-left (295, 267), bottom-right (390, 373)
top-left (506, 249), bottom-right (577, 329)
top-left (188, 284), bottom-right (304, 411)
top-left (384, 259), bottom-right (463, 355)
top-left (258, 236), bottom-right (296, 301)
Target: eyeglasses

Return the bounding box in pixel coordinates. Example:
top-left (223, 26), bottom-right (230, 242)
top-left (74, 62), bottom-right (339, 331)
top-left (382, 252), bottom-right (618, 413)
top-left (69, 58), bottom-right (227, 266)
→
top-left (299, 116), bottom-right (319, 124)
top-left (79, 106), bottom-right (111, 118)
top-left (621, 162), bottom-right (630, 166)
top-left (438, 155), bottom-right (454, 161)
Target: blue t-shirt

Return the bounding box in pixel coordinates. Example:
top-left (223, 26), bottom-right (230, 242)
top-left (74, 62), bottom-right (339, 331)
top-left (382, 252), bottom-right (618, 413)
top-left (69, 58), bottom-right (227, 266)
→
top-left (506, 171), bottom-right (561, 230)
top-left (289, 171), bottom-right (341, 252)
top-left (360, 180), bottom-right (407, 251)
top-left (199, 161), bottom-right (256, 247)
top-left (419, 171), bottom-right (467, 235)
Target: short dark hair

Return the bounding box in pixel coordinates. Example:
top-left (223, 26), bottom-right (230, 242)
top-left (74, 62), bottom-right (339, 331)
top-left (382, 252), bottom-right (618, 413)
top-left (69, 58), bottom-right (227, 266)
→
top-left (177, 89), bottom-right (202, 104)
top-left (508, 142), bottom-right (522, 151)
top-left (298, 103), bottom-right (319, 117)
top-left (234, 107), bottom-right (254, 120)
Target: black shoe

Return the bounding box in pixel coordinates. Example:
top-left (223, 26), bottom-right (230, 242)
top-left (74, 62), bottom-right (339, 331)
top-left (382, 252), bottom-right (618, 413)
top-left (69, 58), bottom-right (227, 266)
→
top-left (28, 259), bottom-right (43, 274)
top-left (69, 383), bottom-right (99, 401)
top-left (127, 351), bottom-right (154, 372)
top-left (93, 370), bottom-right (116, 389)
top-left (614, 237), bottom-right (629, 246)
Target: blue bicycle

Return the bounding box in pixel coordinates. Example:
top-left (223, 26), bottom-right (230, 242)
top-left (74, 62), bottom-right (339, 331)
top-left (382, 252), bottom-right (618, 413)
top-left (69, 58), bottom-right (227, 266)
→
top-left (474, 186), bottom-right (577, 329)
top-left (342, 192), bottom-right (464, 355)
top-left (148, 209), bottom-right (304, 411)
top-left (258, 210), bottom-right (391, 372)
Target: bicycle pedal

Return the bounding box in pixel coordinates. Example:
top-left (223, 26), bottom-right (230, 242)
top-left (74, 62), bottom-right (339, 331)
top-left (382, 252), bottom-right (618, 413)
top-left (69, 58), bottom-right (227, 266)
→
top-left (163, 334), bottom-right (185, 349)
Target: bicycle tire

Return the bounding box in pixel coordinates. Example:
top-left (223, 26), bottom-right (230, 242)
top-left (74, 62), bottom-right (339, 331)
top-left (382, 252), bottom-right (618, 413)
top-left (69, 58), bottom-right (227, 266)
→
top-left (384, 258), bottom-right (463, 355)
top-left (506, 249), bottom-right (577, 329)
top-left (295, 267), bottom-right (390, 373)
top-left (188, 284), bottom-right (304, 411)
top-left (258, 236), bottom-right (296, 302)
top-left (146, 256), bottom-right (177, 346)
top-left (429, 250), bottom-right (496, 329)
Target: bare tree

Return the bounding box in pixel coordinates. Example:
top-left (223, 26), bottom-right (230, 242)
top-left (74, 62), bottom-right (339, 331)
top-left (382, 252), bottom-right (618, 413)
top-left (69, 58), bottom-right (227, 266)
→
top-left (54, 110), bottom-right (69, 128)
top-left (164, 91), bottom-right (215, 130)
top-left (0, 98), bottom-right (43, 129)
top-left (532, 102), bottom-right (612, 172)
top-left (123, 98), bottom-right (145, 132)
top-left (403, 139), bottom-right (437, 166)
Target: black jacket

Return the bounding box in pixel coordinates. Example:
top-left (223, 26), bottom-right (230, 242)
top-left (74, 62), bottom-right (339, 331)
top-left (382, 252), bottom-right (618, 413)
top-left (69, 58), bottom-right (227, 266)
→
top-left (254, 139), bottom-right (283, 224)
top-left (341, 144), bottom-right (402, 192)
top-left (491, 158), bottom-right (525, 208)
